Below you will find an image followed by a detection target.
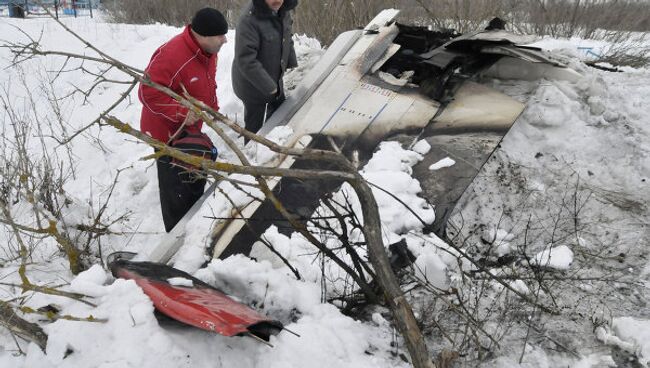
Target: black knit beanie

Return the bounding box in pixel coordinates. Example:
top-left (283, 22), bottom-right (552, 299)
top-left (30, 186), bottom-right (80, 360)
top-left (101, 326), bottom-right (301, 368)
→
top-left (191, 8), bottom-right (228, 36)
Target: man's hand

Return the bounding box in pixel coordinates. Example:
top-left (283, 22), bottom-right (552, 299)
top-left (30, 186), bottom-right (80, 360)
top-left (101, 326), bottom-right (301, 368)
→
top-left (183, 110), bottom-right (200, 126)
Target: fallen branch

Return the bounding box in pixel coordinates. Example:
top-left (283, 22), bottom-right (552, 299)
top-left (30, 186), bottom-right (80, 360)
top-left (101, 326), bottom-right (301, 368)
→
top-left (0, 300), bottom-right (48, 352)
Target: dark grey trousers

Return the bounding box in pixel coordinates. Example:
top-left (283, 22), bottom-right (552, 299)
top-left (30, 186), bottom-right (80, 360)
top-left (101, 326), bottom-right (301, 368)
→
top-left (243, 95), bottom-right (285, 142)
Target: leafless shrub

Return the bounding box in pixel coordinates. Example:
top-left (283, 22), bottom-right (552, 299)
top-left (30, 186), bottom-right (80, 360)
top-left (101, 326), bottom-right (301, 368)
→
top-left (282, 151), bottom-right (623, 364)
top-left (305, 192), bottom-right (377, 308)
top-left (103, 0), bottom-right (650, 66)
top-left (0, 64), bottom-right (130, 275)
top-left (102, 0), bottom-right (401, 46)
top-left (593, 32), bottom-right (650, 68)
top-left (102, 0), bottom-right (246, 27)
top-left (292, 0), bottom-right (401, 45)
top-left (102, 0), bottom-right (650, 39)
top-left (0, 74), bottom-right (117, 354)
top-left (519, 0), bottom-right (650, 38)
top-left (409, 0), bottom-right (650, 37)
top-left (407, 0), bottom-right (510, 33)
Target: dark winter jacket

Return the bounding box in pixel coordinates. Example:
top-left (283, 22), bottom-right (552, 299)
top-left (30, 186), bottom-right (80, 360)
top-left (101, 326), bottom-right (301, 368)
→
top-left (139, 25), bottom-right (219, 142)
top-left (232, 0), bottom-right (298, 104)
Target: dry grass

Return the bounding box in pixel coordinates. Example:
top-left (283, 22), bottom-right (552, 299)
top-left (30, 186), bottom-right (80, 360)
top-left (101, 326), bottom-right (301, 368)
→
top-left (102, 0), bottom-right (400, 45)
top-left (102, 0), bottom-right (246, 27)
top-left (102, 0), bottom-right (650, 65)
top-left (104, 0), bottom-right (650, 40)
top-left (405, 0), bottom-right (650, 37)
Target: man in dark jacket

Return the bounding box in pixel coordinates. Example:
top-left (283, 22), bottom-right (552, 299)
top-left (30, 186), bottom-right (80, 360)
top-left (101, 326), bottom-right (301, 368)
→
top-left (232, 0), bottom-right (298, 138)
top-left (139, 8), bottom-right (227, 232)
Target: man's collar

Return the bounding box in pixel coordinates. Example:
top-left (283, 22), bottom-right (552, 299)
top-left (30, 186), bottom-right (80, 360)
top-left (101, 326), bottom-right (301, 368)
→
top-left (184, 25), bottom-right (214, 59)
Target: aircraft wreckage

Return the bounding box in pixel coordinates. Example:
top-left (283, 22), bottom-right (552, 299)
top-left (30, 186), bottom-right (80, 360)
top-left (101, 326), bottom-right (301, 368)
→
top-left (111, 9), bottom-right (581, 342)
top-left (205, 9), bottom-right (580, 260)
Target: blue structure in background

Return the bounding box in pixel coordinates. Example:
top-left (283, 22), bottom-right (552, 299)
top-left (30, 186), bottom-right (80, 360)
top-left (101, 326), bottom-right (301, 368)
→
top-left (7, 1), bottom-right (26, 18)
top-left (2, 1), bottom-right (98, 17)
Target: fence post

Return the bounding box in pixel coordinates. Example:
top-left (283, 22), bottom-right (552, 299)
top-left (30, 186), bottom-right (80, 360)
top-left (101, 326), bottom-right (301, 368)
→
top-left (54, 0), bottom-right (59, 19)
top-left (8, 1), bottom-right (26, 18)
top-left (89, 0), bottom-right (93, 18)
top-left (72, 0), bottom-right (77, 18)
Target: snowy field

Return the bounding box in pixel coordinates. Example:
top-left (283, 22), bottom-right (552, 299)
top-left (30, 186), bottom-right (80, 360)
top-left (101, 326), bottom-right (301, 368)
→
top-left (0, 14), bottom-right (648, 368)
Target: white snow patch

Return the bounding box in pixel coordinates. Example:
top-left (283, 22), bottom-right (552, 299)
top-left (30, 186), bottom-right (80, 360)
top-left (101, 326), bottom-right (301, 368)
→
top-left (509, 280), bottom-right (530, 295)
top-left (595, 326), bottom-right (636, 355)
top-left (371, 313), bottom-right (389, 327)
top-left (167, 277), bottom-right (194, 287)
top-left (484, 228), bottom-right (515, 257)
top-left (69, 265), bottom-right (109, 297)
top-left (411, 139), bottom-right (432, 155)
top-left (428, 157), bottom-right (456, 171)
top-left (249, 126), bottom-right (294, 165)
top-left (611, 317), bottom-right (650, 366)
top-left (571, 353), bottom-right (617, 368)
top-left (413, 252), bottom-right (449, 289)
top-left (533, 245), bottom-right (574, 270)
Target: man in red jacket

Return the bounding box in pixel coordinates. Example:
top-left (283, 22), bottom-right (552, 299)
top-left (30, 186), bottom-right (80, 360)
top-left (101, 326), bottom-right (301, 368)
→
top-left (139, 8), bottom-right (228, 232)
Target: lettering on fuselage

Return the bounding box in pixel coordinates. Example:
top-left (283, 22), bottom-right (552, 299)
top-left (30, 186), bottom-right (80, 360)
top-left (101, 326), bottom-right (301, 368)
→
top-left (339, 107), bottom-right (374, 120)
top-left (359, 83), bottom-right (393, 98)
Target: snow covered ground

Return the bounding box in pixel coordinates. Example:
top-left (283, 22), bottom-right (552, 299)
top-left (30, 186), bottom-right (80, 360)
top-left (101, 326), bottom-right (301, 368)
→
top-left (441, 48), bottom-right (650, 367)
top-left (0, 13), bottom-right (648, 368)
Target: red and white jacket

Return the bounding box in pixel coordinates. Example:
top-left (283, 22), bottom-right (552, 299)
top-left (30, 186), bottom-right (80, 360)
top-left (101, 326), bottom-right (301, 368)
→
top-left (139, 25), bottom-right (219, 142)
